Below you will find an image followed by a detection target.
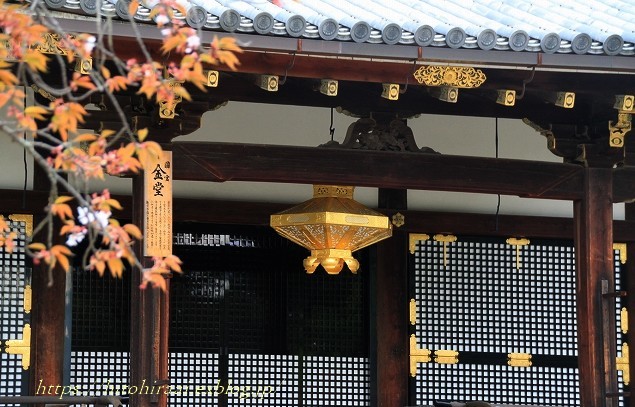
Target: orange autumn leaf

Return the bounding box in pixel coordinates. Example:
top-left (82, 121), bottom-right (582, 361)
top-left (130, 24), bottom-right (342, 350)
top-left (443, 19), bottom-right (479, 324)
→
top-left (51, 244), bottom-right (73, 272)
top-left (23, 49), bottom-right (48, 72)
top-left (70, 72), bottom-right (96, 91)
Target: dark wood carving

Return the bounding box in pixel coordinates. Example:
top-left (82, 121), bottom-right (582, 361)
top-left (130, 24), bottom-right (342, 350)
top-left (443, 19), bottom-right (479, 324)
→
top-left (320, 117), bottom-right (438, 153)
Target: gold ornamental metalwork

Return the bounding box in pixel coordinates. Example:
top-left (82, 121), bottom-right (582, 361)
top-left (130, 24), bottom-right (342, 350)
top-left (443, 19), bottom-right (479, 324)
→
top-left (409, 233), bottom-right (430, 254)
top-left (5, 324), bottom-right (31, 370)
top-left (8, 214), bottom-right (33, 237)
top-left (271, 185), bottom-right (392, 275)
top-left (614, 243), bottom-right (627, 264)
top-left (23, 285), bottom-right (32, 314)
top-left (392, 212), bottom-right (405, 228)
top-left (434, 349), bottom-right (459, 364)
top-left (158, 79), bottom-right (184, 119)
top-left (409, 334), bottom-right (431, 377)
top-left (609, 113), bottom-right (632, 148)
top-left (507, 237), bottom-right (530, 270)
top-left (508, 352), bottom-right (532, 367)
top-left (617, 342), bottom-right (630, 386)
top-left (614, 95), bottom-right (635, 112)
top-left (409, 298), bottom-right (417, 325)
top-left (433, 234), bottom-right (457, 268)
top-left (622, 308), bottom-right (629, 334)
top-left (413, 65), bottom-right (486, 88)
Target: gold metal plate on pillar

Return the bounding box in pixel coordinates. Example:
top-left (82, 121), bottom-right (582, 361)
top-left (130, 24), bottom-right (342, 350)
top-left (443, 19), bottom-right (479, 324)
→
top-left (433, 234), bottom-right (457, 268)
top-left (508, 352), bottom-right (532, 367)
top-left (143, 151), bottom-right (173, 257)
top-left (409, 298), bottom-right (417, 325)
top-left (409, 233), bottom-right (430, 254)
top-left (5, 324), bottom-right (31, 370)
top-left (23, 285), bottom-right (32, 314)
top-left (434, 349), bottom-right (458, 364)
top-left (614, 243), bottom-right (628, 264)
top-left (622, 308), bottom-right (629, 334)
top-left (506, 237), bottom-right (530, 270)
top-left (409, 334), bottom-right (431, 377)
top-left (617, 343), bottom-right (630, 385)
top-left (413, 65), bottom-right (486, 88)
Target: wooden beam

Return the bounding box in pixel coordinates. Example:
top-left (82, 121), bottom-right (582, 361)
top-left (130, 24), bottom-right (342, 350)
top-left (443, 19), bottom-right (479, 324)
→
top-left (574, 168), bottom-right (618, 407)
top-left (375, 189), bottom-right (409, 407)
top-left (613, 166), bottom-right (635, 203)
top-left (172, 142), bottom-right (584, 200)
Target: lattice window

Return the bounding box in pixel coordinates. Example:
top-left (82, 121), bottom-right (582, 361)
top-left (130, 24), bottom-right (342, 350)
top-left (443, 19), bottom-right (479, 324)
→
top-left (70, 351), bottom-right (130, 397)
top-left (168, 352), bottom-right (219, 406)
top-left (412, 236), bottom-right (581, 406)
top-left (0, 217), bottom-right (30, 406)
top-left (227, 354), bottom-right (299, 406)
top-left (70, 264), bottom-right (131, 404)
top-left (304, 356), bottom-right (370, 406)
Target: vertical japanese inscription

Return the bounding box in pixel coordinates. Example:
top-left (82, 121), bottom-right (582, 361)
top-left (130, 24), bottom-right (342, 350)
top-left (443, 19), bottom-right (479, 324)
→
top-left (143, 150), bottom-right (173, 257)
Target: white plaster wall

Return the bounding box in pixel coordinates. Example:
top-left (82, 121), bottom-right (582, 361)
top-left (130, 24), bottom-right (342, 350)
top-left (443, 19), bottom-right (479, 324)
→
top-left (0, 130), bottom-right (33, 191)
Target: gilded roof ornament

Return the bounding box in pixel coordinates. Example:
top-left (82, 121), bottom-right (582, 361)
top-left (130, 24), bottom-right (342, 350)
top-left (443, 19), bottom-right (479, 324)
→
top-left (413, 65), bottom-right (486, 88)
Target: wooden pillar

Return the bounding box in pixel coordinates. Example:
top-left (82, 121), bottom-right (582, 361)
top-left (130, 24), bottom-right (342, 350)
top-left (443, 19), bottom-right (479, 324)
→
top-left (375, 188), bottom-right (409, 407)
top-left (574, 167), bottom-right (618, 407)
top-left (29, 156), bottom-right (65, 406)
top-left (130, 174), bottom-right (171, 407)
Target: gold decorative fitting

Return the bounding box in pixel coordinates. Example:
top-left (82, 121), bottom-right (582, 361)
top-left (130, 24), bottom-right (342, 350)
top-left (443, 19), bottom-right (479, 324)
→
top-left (74, 58), bottom-right (92, 74)
top-left (508, 352), bottom-right (532, 367)
top-left (434, 349), bottom-right (459, 364)
top-left (5, 324), bottom-right (31, 370)
top-left (409, 334), bottom-right (431, 377)
top-left (270, 185), bottom-right (392, 275)
top-left (621, 307), bottom-right (629, 334)
top-left (37, 33), bottom-right (68, 55)
top-left (413, 65), bottom-right (486, 88)
top-left (497, 90), bottom-right (516, 106)
top-left (614, 243), bottom-right (627, 264)
top-left (320, 79), bottom-right (338, 96)
top-left (392, 212), bottom-right (405, 228)
top-left (409, 298), bottom-right (417, 325)
top-left (158, 79), bottom-right (184, 119)
top-left (204, 70), bottom-right (219, 87)
top-left (409, 233), bottom-right (430, 254)
top-left (9, 214), bottom-right (33, 237)
top-left (259, 75), bottom-right (279, 92)
top-left (430, 86), bottom-right (459, 103)
top-left (506, 237), bottom-right (530, 270)
top-left (615, 95), bottom-right (635, 112)
top-left (24, 285), bottom-right (32, 314)
top-left (609, 113), bottom-right (632, 148)
top-left (433, 234), bottom-right (457, 267)
top-left (554, 92), bottom-right (575, 108)
top-left (381, 83), bottom-right (400, 100)
top-left (617, 343), bottom-right (630, 386)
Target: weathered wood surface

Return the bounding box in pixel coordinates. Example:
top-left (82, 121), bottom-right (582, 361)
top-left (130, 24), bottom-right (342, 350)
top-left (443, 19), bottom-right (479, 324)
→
top-left (172, 142), bottom-right (585, 200)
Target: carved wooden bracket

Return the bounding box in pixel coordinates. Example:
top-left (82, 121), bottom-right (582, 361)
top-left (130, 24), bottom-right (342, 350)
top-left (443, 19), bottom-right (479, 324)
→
top-left (320, 116), bottom-right (438, 153)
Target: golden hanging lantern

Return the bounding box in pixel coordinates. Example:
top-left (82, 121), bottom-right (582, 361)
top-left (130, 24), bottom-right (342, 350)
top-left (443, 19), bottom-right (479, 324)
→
top-left (270, 185), bottom-right (392, 274)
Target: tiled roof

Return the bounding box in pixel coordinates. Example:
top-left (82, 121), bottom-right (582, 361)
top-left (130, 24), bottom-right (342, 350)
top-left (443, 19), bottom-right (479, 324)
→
top-left (48, 0), bottom-right (635, 56)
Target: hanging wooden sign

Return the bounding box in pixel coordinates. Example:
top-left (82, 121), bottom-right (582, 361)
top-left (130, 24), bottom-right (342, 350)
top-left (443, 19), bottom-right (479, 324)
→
top-left (143, 150), bottom-right (173, 257)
